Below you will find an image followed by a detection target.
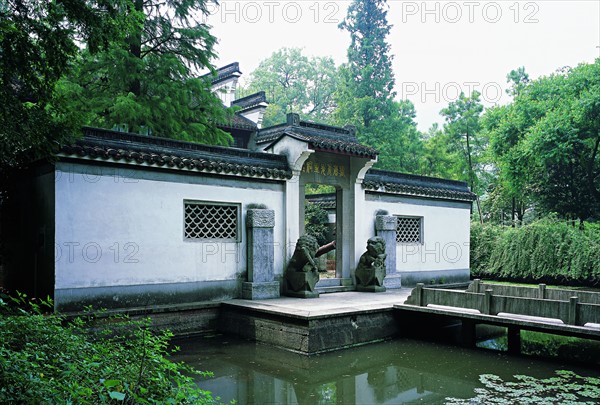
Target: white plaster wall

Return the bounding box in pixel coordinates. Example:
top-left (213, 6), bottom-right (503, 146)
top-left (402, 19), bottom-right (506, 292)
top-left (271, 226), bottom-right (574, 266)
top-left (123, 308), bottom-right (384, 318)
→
top-left (212, 77), bottom-right (239, 107)
top-left (54, 163), bottom-right (285, 289)
top-left (239, 106), bottom-right (267, 128)
top-left (361, 197), bottom-right (471, 272)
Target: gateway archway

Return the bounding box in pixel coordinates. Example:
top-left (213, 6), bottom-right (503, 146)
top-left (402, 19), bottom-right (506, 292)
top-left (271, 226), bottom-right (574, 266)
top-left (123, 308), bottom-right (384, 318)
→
top-left (298, 152), bottom-right (365, 283)
top-left (303, 184), bottom-right (337, 278)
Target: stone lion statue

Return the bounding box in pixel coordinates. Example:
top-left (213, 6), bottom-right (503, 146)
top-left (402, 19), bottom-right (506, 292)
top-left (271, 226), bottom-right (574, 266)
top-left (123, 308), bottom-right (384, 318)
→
top-left (355, 236), bottom-right (387, 289)
top-left (284, 234), bottom-right (320, 296)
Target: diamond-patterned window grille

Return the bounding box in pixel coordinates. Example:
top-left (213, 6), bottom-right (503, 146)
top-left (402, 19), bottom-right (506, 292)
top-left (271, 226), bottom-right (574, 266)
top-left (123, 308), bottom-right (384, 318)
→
top-left (184, 201), bottom-right (240, 241)
top-left (395, 216), bottom-right (423, 244)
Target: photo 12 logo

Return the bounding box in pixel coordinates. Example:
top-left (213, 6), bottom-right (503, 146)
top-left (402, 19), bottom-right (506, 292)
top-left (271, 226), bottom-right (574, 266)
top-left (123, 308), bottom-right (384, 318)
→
top-left (400, 81), bottom-right (503, 103)
top-left (55, 242), bottom-right (140, 264)
top-left (400, 1), bottom-right (540, 24)
top-left (55, 167), bottom-right (139, 184)
top-left (204, 1), bottom-right (343, 24)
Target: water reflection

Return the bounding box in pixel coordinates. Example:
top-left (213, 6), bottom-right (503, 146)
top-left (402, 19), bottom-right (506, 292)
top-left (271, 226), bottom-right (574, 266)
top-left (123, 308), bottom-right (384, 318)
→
top-left (172, 336), bottom-right (598, 405)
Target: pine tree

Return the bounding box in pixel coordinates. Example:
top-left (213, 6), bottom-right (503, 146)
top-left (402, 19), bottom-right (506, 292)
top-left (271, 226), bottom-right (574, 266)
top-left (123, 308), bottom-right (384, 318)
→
top-left (0, 0), bottom-right (133, 169)
top-left (63, 0), bottom-right (231, 145)
top-left (335, 0), bottom-right (425, 174)
top-left (337, 0), bottom-right (396, 128)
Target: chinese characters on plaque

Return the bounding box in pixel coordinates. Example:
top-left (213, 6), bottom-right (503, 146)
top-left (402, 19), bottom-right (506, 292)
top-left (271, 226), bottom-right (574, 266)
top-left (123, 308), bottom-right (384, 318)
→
top-left (302, 161), bottom-right (346, 177)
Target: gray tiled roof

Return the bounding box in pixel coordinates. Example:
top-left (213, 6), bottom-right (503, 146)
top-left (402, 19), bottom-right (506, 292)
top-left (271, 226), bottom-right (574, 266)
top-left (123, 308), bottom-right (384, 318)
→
top-left (201, 62), bottom-right (241, 85)
top-left (306, 193), bottom-right (336, 210)
top-left (256, 115), bottom-right (378, 158)
top-left (232, 91), bottom-right (267, 111)
top-left (363, 169), bottom-right (476, 202)
top-left (59, 127), bottom-right (292, 180)
top-left (218, 113), bottom-right (257, 130)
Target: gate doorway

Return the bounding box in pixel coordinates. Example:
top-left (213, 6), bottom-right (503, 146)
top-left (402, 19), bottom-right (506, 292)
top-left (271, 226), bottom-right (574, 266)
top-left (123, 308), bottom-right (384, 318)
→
top-left (304, 183), bottom-right (337, 278)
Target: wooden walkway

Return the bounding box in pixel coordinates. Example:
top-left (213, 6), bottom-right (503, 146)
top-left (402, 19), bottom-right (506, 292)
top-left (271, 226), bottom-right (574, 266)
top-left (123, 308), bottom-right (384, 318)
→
top-left (395, 280), bottom-right (600, 352)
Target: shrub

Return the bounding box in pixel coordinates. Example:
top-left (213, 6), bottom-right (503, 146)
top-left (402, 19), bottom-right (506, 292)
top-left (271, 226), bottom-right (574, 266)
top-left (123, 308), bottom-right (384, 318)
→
top-left (304, 202), bottom-right (330, 246)
top-left (0, 293), bottom-right (220, 404)
top-left (471, 219), bottom-right (600, 285)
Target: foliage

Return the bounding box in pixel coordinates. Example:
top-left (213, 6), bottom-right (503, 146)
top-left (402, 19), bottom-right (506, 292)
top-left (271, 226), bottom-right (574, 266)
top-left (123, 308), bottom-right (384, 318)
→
top-left (471, 219), bottom-right (600, 285)
top-left (440, 91), bottom-right (486, 190)
top-left (336, 0), bottom-right (395, 128)
top-left (335, 0), bottom-right (425, 173)
top-left (420, 124), bottom-right (459, 179)
top-left (483, 60), bottom-right (600, 223)
top-left (479, 329), bottom-right (600, 366)
top-left (0, 293), bottom-right (220, 404)
top-left (446, 370), bottom-right (600, 404)
top-left (61, 0), bottom-right (231, 144)
top-left (0, 0), bottom-right (134, 169)
top-left (469, 221), bottom-right (503, 278)
top-left (305, 184), bottom-right (336, 195)
top-left (304, 202), bottom-right (330, 246)
top-left (244, 48), bottom-right (338, 127)
top-left (365, 99), bottom-right (425, 173)
top-left (518, 331), bottom-right (600, 366)
top-left (440, 91), bottom-right (488, 222)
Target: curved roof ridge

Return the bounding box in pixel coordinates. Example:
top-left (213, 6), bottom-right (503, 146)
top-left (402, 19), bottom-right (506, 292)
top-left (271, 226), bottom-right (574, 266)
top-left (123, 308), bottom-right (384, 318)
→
top-left (232, 91), bottom-right (267, 110)
top-left (256, 115), bottom-right (377, 159)
top-left (200, 62), bottom-right (241, 85)
top-left (366, 169), bottom-right (470, 189)
top-left (63, 127), bottom-right (292, 180)
top-left (364, 169), bottom-right (476, 202)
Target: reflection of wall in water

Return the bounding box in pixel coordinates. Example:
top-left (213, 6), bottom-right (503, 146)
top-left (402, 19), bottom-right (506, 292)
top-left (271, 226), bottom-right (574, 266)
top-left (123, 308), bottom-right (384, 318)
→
top-left (190, 347), bottom-right (477, 404)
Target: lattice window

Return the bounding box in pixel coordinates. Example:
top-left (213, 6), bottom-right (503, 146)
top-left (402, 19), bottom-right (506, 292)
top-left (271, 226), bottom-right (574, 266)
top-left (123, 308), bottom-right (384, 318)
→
top-left (396, 216), bottom-right (423, 244)
top-left (184, 201), bottom-right (240, 241)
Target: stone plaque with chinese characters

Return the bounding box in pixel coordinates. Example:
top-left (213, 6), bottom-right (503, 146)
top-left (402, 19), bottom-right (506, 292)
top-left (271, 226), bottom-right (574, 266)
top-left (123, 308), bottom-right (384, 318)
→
top-left (301, 154), bottom-right (351, 187)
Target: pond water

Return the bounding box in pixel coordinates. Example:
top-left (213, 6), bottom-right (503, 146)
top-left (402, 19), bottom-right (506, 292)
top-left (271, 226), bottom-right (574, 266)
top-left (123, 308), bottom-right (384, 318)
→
top-left (172, 334), bottom-right (599, 404)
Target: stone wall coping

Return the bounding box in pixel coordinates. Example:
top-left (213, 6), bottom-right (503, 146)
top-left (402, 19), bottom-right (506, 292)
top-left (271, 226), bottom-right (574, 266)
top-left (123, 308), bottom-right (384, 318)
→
top-left (375, 215), bottom-right (398, 231)
top-left (246, 209), bottom-right (275, 228)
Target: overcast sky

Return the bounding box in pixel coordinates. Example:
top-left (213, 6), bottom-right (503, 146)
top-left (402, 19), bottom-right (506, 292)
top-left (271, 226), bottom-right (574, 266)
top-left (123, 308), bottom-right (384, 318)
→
top-left (205, 0), bottom-right (600, 131)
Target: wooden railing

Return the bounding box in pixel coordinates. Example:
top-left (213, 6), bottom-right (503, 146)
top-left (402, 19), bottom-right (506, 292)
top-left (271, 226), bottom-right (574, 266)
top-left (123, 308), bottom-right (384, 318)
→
top-left (404, 282), bottom-right (600, 327)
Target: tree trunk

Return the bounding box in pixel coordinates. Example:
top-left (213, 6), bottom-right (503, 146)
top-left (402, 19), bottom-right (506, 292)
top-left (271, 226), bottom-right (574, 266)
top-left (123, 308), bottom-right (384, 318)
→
top-left (511, 197), bottom-right (516, 227)
top-left (127, 0), bottom-right (143, 97)
top-left (465, 126), bottom-right (483, 225)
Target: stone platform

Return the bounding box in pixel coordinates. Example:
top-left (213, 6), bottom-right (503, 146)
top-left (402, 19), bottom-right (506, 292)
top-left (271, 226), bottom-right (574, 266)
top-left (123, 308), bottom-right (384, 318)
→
top-left (219, 289), bottom-right (412, 355)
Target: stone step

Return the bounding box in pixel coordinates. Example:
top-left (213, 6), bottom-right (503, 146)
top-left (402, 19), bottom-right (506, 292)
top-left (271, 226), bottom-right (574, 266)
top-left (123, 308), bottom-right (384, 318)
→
top-left (316, 285), bottom-right (356, 294)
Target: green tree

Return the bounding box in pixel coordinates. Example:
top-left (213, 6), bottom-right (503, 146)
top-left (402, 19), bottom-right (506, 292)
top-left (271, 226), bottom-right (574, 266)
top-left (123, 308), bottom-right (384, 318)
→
top-left (441, 91), bottom-right (486, 221)
top-left (63, 0), bottom-right (231, 144)
top-left (484, 60), bottom-right (600, 224)
top-left (336, 0), bottom-right (395, 128)
top-left (421, 124), bottom-right (461, 179)
top-left (506, 66), bottom-right (530, 97)
top-left (245, 47), bottom-right (338, 127)
top-left (526, 62), bottom-right (600, 222)
top-left (367, 100), bottom-right (425, 173)
top-left (0, 0), bottom-right (134, 169)
top-left (335, 0), bottom-right (424, 173)
top-left (482, 102), bottom-right (532, 225)
top-left (482, 67), bottom-right (532, 225)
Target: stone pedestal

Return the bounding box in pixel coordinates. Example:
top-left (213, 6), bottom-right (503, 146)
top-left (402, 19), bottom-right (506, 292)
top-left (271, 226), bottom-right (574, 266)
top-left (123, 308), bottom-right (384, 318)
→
top-left (284, 271), bottom-right (320, 298)
top-left (243, 209), bottom-right (279, 300)
top-left (356, 284), bottom-right (387, 293)
top-left (375, 215), bottom-right (401, 289)
top-left (383, 274), bottom-right (402, 289)
top-left (242, 281), bottom-right (280, 300)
